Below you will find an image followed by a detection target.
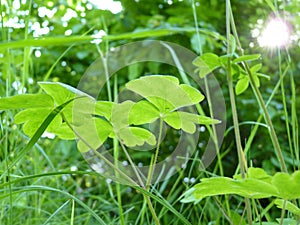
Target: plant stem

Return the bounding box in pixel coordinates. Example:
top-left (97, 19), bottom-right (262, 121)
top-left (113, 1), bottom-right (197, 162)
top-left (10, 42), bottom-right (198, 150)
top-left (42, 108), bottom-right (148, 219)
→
top-left (228, 3), bottom-right (287, 173)
top-left (146, 118), bottom-right (164, 190)
top-left (119, 143), bottom-right (160, 225)
top-left (191, 0), bottom-right (223, 176)
top-left (243, 63), bottom-right (287, 172)
top-left (226, 1), bottom-right (252, 224)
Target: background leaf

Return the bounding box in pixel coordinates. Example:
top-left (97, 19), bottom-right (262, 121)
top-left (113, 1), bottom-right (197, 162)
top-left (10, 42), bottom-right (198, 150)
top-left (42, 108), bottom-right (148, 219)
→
top-left (193, 53), bottom-right (220, 78)
top-left (235, 77), bottom-right (249, 95)
top-left (233, 54), bottom-right (261, 63)
top-left (274, 199), bottom-right (300, 216)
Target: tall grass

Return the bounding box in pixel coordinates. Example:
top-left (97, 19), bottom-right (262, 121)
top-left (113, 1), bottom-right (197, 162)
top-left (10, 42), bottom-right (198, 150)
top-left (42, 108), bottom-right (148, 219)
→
top-left (0, 0), bottom-right (299, 224)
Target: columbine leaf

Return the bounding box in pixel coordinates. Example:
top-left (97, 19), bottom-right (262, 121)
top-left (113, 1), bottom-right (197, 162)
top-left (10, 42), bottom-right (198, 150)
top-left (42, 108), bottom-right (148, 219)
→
top-left (235, 77), bottom-right (249, 95)
top-left (14, 108), bottom-right (61, 137)
top-left (118, 127), bottom-right (156, 148)
top-left (192, 168), bottom-right (300, 201)
top-left (110, 100), bottom-right (157, 147)
top-left (179, 84), bottom-right (204, 104)
top-left (54, 123), bottom-right (77, 140)
top-left (194, 177), bottom-right (278, 199)
top-left (94, 101), bottom-right (114, 120)
top-left (275, 199), bottom-right (300, 216)
top-left (272, 171), bottom-right (300, 199)
top-left (129, 100), bottom-right (160, 125)
top-left (125, 75), bottom-right (204, 112)
top-left (38, 82), bottom-right (91, 105)
top-left (193, 167), bottom-right (278, 199)
top-left (193, 53), bottom-right (221, 78)
top-left (111, 101), bottom-right (135, 130)
top-left (233, 54), bottom-right (261, 63)
top-left (164, 111), bottom-right (220, 134)
top-left (76, 118), bottom-right (113, 153)
top-left (0, 94), bottom-right (53, 109)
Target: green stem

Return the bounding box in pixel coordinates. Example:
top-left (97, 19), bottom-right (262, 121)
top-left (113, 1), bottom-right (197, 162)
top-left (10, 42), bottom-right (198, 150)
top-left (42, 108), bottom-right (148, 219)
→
top-left (226, 1), bottom-right (252, 224)
top-left (112, 76), bottom-right (125, 225)
top-left (119, 143), bottom-right (160, 225)
top-left (243, 63), bottom-right (287, 172)
top-left (146, 118), bottom-right (164, 190)
top-left (278, 48), bottom-right (293, 167)
top-left (191, 0), bottom-right (223, 176)
top-left (229, 3), bottom-right (287, 173)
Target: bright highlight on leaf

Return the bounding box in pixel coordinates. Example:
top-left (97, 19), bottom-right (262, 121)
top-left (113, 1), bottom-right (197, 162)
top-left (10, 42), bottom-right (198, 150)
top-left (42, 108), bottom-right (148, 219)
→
top-left (258, 18), bottom-right (291, 48)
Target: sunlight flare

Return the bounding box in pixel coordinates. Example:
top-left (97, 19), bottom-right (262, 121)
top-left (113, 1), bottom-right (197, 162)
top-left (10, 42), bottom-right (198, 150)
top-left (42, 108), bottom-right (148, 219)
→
top-left (258, 18), bottom-right (291, 48)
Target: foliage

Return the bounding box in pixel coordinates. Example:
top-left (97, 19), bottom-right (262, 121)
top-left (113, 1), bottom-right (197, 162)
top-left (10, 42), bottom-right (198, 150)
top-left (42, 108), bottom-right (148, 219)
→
top-left (1, 0), bottom-right (300, 224)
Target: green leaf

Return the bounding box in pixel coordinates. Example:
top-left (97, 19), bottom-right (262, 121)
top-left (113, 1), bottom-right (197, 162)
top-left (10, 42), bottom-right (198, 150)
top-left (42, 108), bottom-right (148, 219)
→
top-left (193, 53), bottom-right (220, 78)
top-left (117, 127), bottom-right (156, 148)
top-left (193, 176), bottom-right (278, 199)
top-left (94, 101), bottom-right (114, 120)
top-left (110, 101), bottom-right (157, 147)
top-left (6, 99), bottom-right (77, 173)
top-left (253, 73), bottom-right (260, 87)
top-left (125, 75), bottom-right (204, 112)
top-left (180, 188), bottom-right (201, 204)
top-left (38, 82), bottom-right (92, 105)
top-left (180, 84), bottom-right (205, 103)
top-left (129, 100), bottom-right (160, 125)
top-left (272, 171), bottom-right (300, 199)
top-left (250, 63), bottom-right (262, 73)
top-left (54, 123), bottom-right (77, 140)
top-left (164, 111), bottom-right (220, 134)
top-left (253, 223), bottom-right (278, 225)
top-left (192, 168), bottom-right (300, 200)
top-left (230, 210), bottom-right (247, 225)
top-left (235, 77), bottom-right (249, 95)
top-left (274, 199), bottom-right (300, 216)
top-left (0, 94), bottom-right (54, 109)
top-left (14, 108), bottom-right (61, 137)
top-left (233, 54), bottom-right (261, 63)
top-left (76, 118), bottom-right (113, 153)
top-left (128, 63), bottom-right (143, 80)
top-left (111, 101), bottom-right (135, 130)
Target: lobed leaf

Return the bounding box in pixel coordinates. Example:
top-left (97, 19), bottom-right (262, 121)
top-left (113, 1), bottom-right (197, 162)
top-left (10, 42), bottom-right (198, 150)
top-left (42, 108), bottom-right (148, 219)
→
top-left (125, 75), bottom-right (204, 112)
top-left (193, 177), bottom-right (278, 199)
top-left (272, 171), bottom-right (300, 199)
top-left (0, 94), bottom-right (53, 109)
top-left (76, 118), bottom-right (113, 153)
top-left (129, 100), bottom-right (160, 125)
top-left (38, 82), bottom-right (92, 105)
top-left (193, 53), bottom-right (221, 78)
top-left (94, 101), bottom-right (114, 120)
top-left (117, 127), bottom-right (156, 148)
top-left (14, 108), bottom-right (61, 137)
top-left (164, 111), bottom-right (220, 134)
top-left (274, 199), bottom-right (300, 216)
top-left (192, 168), bottom-right (300, 201)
